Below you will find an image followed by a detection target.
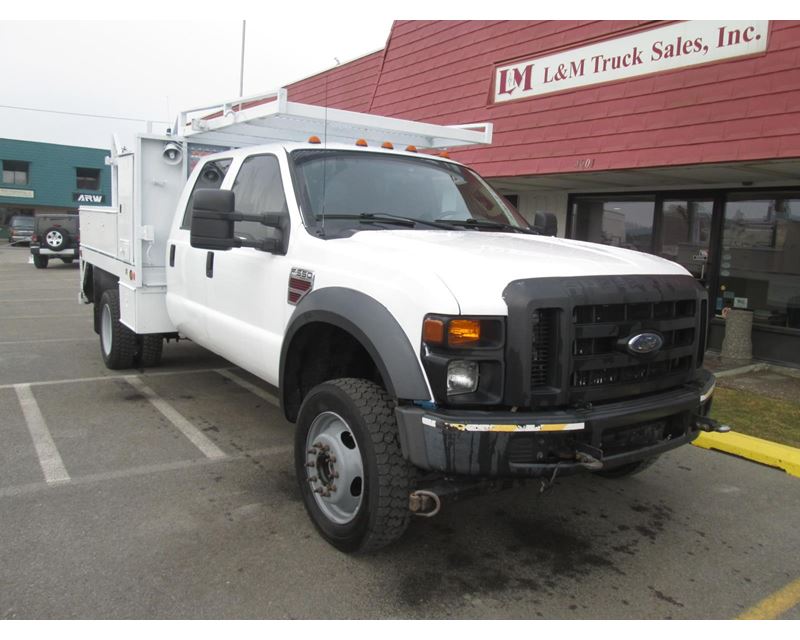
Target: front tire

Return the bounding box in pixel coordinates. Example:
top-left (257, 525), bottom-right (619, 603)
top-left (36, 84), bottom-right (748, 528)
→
top-left (99, 289), bottom-right (137, 369)
top-left (295, 378), bottom-right (415, 553)
top-left (33, 254), bottom-right (48, 269)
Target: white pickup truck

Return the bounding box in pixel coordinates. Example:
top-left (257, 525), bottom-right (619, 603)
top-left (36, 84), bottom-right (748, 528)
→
top-left (79, 89), bottom-right (721, 552)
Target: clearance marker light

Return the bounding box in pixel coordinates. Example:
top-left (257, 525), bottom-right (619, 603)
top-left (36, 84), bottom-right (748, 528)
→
top-left (422, 318), bottom-right (445, 345)
top-left (355, 138), bottom-right (368, 147)
top-left (381, 141), bottom-right (394, 149)
top-left (308, 135), bottom-right (321, 144)
top-left (405, 145), bottom-right (418, 152)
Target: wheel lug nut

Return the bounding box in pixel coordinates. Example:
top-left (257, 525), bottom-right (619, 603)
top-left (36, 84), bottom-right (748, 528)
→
top-left (305, 462), bottom-right (315, 467)
top-left (307, 476), bottom-right (317, 482)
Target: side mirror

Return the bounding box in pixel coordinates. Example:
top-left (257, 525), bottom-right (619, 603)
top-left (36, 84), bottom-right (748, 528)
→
top-left (534, 212), bottom-right (558, 237)
top-left (190, 189), bottom-right (236, 251)
top-left (189, 188), bottom-right (284, 253)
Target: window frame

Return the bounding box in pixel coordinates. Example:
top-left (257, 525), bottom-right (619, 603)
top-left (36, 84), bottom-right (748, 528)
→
top-left (228, 152), bottom-right (289, 244)
top-left (75, 167), bottom-right (102, 191)
top-left (2, 160), bottom-right (30, 185)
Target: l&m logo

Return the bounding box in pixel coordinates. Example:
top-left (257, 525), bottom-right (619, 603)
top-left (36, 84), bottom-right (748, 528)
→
top-left (496, 63), bottom-right (535, 97)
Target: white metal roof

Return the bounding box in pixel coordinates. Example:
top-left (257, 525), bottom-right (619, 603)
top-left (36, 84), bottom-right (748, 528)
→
top-left (178, 89), bottom-right (492, 150)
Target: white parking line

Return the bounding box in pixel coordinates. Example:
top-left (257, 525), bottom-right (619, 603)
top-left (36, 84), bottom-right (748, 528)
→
top-left (216, 369), bottom-right (280, 407)
top-left (0, 314), bottom-right (86, 320)
top-left (1, 297), bottom-right (78, 303)
top-left (124, 375), bottom-right (227, 460)
top-left (0, 367), bottom-right (234, 390)
top-left (0, 337), bottom-right (96, 346)
top-left (0, 445), bottom-right (292, 499)
top-left (13, 384), bottom-right (70, 485)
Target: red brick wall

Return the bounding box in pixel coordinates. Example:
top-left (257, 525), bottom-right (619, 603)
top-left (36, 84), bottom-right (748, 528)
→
top-left (286, 21), bottom-right (800, 178)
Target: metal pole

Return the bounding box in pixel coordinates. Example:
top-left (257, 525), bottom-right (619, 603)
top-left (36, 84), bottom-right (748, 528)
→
top-left (239, 20), bottom-right (246, 97)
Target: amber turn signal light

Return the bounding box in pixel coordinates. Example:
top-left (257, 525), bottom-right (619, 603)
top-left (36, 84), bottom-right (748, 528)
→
top-left (448, 319), bottom-right (481, 345)
top-left (423, 318), bottom-right (445, 345)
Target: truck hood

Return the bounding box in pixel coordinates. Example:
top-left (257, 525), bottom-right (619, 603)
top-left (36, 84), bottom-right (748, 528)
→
top-left (343, 229), bottom-right (691, 314)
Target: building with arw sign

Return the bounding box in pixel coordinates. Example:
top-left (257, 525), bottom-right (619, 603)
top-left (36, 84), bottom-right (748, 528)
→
top-left (275, 20), bottom-right (800, 367)
top-left (0, 138), bottom-right (111, 228)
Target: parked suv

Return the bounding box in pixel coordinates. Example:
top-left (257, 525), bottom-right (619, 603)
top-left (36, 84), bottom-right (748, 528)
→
top-left (8, 215), bottom-right (34, 245)
top-left (31, 213), bottom-right (79, 268)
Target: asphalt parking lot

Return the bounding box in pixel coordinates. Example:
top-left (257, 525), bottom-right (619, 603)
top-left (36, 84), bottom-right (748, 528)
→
top-left (1, 243), bottom-right (799, 620)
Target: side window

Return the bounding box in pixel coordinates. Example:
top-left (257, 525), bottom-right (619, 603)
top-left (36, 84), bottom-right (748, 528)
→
top-left (231, 155), bottom-right (288, 242)
top-left (181, 158), bottom-right (232, 229)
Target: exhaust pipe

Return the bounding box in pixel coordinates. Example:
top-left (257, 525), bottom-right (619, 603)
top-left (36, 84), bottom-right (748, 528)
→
top-left (409, 490), bottom-right (441, 517)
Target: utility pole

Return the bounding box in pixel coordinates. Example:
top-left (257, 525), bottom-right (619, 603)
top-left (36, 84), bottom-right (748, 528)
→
top-left (239, 20), bottom-right (246, 97)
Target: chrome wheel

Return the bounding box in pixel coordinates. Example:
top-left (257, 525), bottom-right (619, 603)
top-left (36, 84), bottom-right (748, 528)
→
top-left (101, 303), bottom-right (113, 357)
top-left (304, 411), bottom-right (364, 525)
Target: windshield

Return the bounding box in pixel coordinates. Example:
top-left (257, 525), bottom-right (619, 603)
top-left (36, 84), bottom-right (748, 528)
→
top-left (290, 150), bottom-right (529, 236)
top-left (11, 217), bottom-right (34, 229)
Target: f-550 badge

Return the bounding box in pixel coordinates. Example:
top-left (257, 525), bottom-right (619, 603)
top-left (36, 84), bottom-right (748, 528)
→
top-left (288, 268), bottom-right (314, 305)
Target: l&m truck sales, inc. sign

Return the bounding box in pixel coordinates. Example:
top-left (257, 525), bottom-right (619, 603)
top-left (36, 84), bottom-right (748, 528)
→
top-left (493, 21), bottom-right (769, 103)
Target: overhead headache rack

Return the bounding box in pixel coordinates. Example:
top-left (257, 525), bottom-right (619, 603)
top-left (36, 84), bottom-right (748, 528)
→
top-left (177, 88), bottom-right (492, 149)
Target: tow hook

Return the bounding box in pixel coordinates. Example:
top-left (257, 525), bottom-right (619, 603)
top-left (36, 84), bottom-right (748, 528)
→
top-left (575, 451), bottom-right (604, 470)
top-left (694, 415), bottom-right (731, 433)
top-left (409, 490), bottom-right (442, 518)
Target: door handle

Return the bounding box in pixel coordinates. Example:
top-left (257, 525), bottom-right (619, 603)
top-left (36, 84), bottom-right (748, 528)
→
top-left (169, 244), bottom-right (176, 267)
top-left (205, 251), bottom-right (214, 278)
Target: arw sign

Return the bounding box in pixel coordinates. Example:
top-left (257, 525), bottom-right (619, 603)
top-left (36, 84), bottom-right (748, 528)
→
top-left (494, 21), bottom-right (769, 103)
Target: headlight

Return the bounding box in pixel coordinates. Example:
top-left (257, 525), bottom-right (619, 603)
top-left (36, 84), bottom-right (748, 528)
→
top-left (447, 360), bottom-right (479, 395)
top-left (420, 315), bottom-right (505, 405)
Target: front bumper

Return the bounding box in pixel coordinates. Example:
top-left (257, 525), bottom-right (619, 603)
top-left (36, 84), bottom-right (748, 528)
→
top-left (395, 370), bottom-right (715, 478)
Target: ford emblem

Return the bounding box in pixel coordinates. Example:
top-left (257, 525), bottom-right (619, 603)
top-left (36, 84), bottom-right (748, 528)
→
top-left (627, 332), bottom-right (663, 355)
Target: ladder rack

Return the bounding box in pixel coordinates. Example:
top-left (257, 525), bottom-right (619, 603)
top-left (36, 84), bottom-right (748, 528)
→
top-left (177, 88), bottom-right (492, 150)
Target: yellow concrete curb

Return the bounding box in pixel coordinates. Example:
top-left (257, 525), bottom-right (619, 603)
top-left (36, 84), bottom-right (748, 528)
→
top-left (693, 431), bottom-right (800, 478)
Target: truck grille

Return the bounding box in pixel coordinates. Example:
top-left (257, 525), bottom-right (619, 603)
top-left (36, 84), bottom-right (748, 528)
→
top-left (570, 300), bottom-right (696, 390)
top-left (508, 275), bottom-right (706, 409)
top-left (531, 309), bottom-right (557, 387)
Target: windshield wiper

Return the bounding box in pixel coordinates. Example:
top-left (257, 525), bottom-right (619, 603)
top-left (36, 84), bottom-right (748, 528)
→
top-left (434, 218), bottom-right (539, 234)
top-left (315, 213), bottom-right (456, 230)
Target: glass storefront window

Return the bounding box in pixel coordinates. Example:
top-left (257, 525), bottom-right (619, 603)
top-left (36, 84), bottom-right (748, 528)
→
top-left (718, 194), bottom-right (800, 329)
top-left (659, 199), bottom-right (713, 281)
top-left (570, 196), bottom-right (654, 252)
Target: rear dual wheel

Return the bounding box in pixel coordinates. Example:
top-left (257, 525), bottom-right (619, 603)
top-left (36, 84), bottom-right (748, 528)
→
top-left (99, 289), bottom-right (163, 369)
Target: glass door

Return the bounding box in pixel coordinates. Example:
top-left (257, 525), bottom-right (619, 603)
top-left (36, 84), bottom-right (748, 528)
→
top-left (656, 198), bottom-right (714, 284)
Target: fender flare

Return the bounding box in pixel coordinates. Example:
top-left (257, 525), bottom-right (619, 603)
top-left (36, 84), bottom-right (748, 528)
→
top-left (280, 287), bottom-right (430, 412)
